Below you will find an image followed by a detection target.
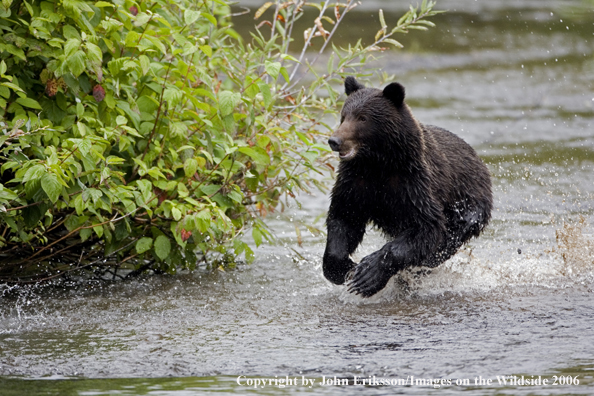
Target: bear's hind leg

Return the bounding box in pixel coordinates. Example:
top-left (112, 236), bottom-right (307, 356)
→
top-left (423, 205), bottom-right (489, 268)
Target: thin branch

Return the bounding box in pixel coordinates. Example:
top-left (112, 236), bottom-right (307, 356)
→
top-left (286, 0), bottom-right (356, 90)
top-left (267, 0), bottom-right (280, 61)
top-left (0, 238), bottom-right (139, 283)
top-left (286, 1), bottom-right (330, 83)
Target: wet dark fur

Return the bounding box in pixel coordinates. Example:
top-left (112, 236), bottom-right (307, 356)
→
top-left (323, 77), bottom-right (493, 297)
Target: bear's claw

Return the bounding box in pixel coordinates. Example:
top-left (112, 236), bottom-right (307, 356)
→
top-left (347, 251), bottom-right (393, 297)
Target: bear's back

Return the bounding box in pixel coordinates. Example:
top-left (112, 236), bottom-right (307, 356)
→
top-left (422, 124), bottom-right (492, 207)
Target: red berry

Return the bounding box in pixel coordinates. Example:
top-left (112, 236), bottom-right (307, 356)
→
top-left (129, 6), bottom-right (138, 16)
top-left (92, 84), bottom-right (105, 102)
top-left (180, 229), bottom-right (192, 242)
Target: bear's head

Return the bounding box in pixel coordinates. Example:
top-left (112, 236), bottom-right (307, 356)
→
top-left (328, 77), bottom-right (417, 164)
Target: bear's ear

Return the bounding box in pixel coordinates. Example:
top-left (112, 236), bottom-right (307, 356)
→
top-left (383, 82), bottom-right (406, 107)
top-left (345, 76), bottom-right (364, 96)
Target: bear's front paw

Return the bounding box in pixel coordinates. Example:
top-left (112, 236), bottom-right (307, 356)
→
top-left (347, 251), bottom-right (394, 297)
top-left (323, 256), bottom-right (356, 285)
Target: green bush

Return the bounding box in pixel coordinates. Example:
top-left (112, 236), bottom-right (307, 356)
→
top-left (0, 0), bottom-right (440, 282)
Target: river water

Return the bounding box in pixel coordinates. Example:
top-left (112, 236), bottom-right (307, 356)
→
top-left (1, 1), bottom-right (594, 394)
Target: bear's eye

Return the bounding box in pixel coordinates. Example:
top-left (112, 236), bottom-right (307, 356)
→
top-left (358, 115), bottom-right (367, 122)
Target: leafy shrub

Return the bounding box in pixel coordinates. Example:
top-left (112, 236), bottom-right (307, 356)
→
top-left (0, 0), bottom-right (440, 282)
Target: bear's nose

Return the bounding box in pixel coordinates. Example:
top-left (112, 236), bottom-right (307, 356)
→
top-left (328, 137), bottom-right (342, 152)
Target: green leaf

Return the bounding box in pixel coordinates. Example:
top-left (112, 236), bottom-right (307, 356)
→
top-left (136, 179), bottom-right (152, 202)
top-left (133, 12), bottom-right (151, 26)
top-left (4, 40), bottom-right (25, 59)
top-left (194, 88), bottom-right (215, 102)
top-left (244, 245), bottom-right (255, 263)
top-left (139, 55), bottom-right (150, 75)
top-left (171, 207), bottom-right (182, 221)
top-left (67, 50), bottom-right (86, 77)
top-left (137, 96), bottom-right (159, 113)
top-left (184, 158), bottom-right (198, 178)
top-left (85, 42), bottom-right (102, 63)
top-left (218, 90), bottom-right (241, 117)
top-left (73, 194), bottom-right (85, 215)
top-left (200, 184), bottom-right (220, 197)
top-left (80, 227), bottom-right (92, 241)
top-left (117, 101), bottom-right (140, 130)
top-left (145, 35), bottom-right (167, 55)
top-left (379, 9), bottom-right (387, 30)
top-left (23, 164), bottom-right (45, 183)
top-left (416, 20), bottom-right (436, 27)
top-left (82, 188), bottom-right (103, 204)
top-left (147, 167), bottom-right (166, 180)
top-left (244, 76), bottom-right (259, 99)
top-left (62, 25), bottom-right (81, 40)
top-left (169, 121), bottom-right (188, 138)
top-left (78, 138), bottom-right (92, 157)
top-left (383, 38), bottom-right (404, 48)
top-left (280, 53), bottom-right (299, 63)
top-left (0, 184), bottom-right (18, 201)
top-left (95, 1), bottom-right (115, 7)
top-left (65, 214), bottom-right (88, 231)
top-left (256, 81), bottom-right (272, 107)
top-left (257, 135), bottom-right (270, 149)
top-left (163, 87), bottom-right (183, 108)
top-left (76, 102), bottom-right (84, 117)
top-left (64, 38), bottom-right (81, 58)
top-left (154, 235), bottom-right (171, 260)
top-left (41, 173), bottom-right (62, 203)
top-left (227, 189), bottom-right (242, 204)
top-left (201, 11), bottom-right (217, 26)
top-left (238, 147), bottom-right (270, 166)
top-left (121, 125), bottom-right (143, 138)
top-left (15, 97), bottom-right (41, 109)
top-left (76, 121), bottom-right (88, 136)
top-left (264, 60), bottom-right (281, 80)
top-left (93, 224), bottom-right (104, 238)
top-left (280, 66), bottom-right (290, 84)
top-left (199, 45), bottom-right (212, 58)
top-left (106, 156), bottom-right (125, 165)
top-left (125, 31), bottom-right (140, 48)
top-left (136, 237), bottom-right (153, 254)
top-left (252, 226), bottom-right (263, 247)
top-left (1, 81), bottom-right (24, 92)
top-left (177, 182), bottom-right (189, 198)
top-left (184, 9), bottom-right (200, 25)
top-left (397, 10), bottom-right (411, 26)
top-left (77, 227), bottom-right (91, 241)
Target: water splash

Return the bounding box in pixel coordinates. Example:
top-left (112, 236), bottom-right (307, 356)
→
top-left (339, 218), bottom-right (594, 305)
top-left (555, 217), bottom-right (594, 279)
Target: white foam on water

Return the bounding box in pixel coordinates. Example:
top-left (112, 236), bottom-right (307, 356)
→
top-left (338, 220), bottom-right (594, 304)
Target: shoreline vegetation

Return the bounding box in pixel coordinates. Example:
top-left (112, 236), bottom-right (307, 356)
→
top-left (0, 0), bottom-right (440, 284)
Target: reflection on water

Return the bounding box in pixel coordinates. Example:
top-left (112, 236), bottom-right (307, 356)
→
top-left (1, 0), bottom-right (594, 394)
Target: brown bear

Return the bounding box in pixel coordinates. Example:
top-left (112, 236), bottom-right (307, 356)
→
top-left (323, 77), bottom-right (493, 297)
